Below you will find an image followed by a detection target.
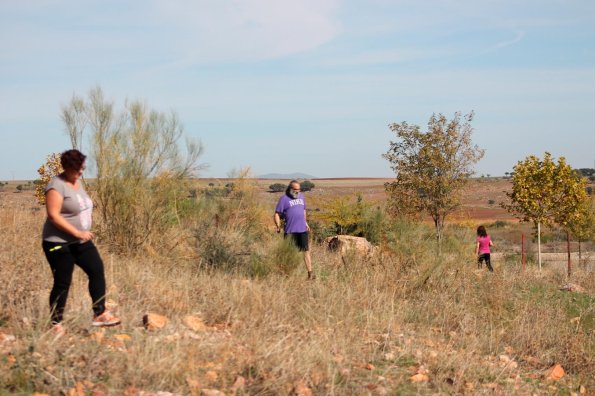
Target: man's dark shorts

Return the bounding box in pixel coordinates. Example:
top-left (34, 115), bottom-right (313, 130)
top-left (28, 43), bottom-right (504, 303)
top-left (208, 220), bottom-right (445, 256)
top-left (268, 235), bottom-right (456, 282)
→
top-left (285, 232), bottom-right (309, 251)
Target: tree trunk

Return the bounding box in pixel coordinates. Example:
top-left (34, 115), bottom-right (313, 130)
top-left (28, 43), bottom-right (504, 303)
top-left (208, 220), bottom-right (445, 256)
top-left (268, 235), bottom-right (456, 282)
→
top-left (566, 231), bottom-right (571, 277)
top-left (578, 240), bottom-right (582, 265)
top-left (521, 233), bottom-right (526, 272)
top-left (537, 222), bottom-right (542, 271)
top-left (434, 216), bottom-right (443, 255)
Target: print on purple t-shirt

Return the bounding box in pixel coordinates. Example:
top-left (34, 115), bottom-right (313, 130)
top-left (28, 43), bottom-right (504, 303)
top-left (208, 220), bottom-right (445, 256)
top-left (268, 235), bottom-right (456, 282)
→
top-left (477, 235), bottom-right (491, 254)
top-left (275, 193), bottom-right (307, 234)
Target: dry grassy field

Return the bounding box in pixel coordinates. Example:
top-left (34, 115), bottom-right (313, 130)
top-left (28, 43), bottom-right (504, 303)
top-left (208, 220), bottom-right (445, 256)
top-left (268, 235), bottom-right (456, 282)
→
top-left (0, 178), bottom-right (593, 395)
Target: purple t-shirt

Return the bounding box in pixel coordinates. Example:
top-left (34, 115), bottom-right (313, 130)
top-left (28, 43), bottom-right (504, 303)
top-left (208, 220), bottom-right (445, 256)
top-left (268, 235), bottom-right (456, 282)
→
top-left (275, 193), bottom-right (307, 234)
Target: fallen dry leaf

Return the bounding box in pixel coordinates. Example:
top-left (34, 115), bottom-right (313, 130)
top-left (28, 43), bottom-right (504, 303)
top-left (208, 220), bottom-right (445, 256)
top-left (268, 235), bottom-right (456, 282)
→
top-left (545, 364), bottom-right (565, 381)
top-left (183, 315), bottom-right (208, 332)
top-left (67, 381), bottom-right (86, 396)
top-left (143, 313), bottom-right (168, 330)
top-left (231, 376), bottom-right (246, 392)
top-left (186, 377), bottom-right (201, 392)
top-left (204, 370), bottom-right (218, 383)
top-left (293, 380), bottom-right (313, 396)
top-left (113, 334), bottom-right (132, 342)
top-left (200, 390), bottom-right (225, 396)
top-left (410, 373), bottom-right (429, 383)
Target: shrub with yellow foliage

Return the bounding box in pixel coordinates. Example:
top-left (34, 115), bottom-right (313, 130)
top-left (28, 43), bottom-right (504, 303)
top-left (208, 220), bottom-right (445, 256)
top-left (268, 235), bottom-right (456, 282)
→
top-left (35, 153), bottom-right (63, 206)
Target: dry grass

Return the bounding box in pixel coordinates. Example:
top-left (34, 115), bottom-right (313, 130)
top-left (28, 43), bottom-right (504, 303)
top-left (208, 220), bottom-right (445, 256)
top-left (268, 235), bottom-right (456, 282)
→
top-left (0, 189), bottom-right (593, 395)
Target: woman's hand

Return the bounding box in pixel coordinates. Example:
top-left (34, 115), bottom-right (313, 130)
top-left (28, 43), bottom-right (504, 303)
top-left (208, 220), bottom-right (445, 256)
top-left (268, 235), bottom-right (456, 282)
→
top-left (76, 230), bottom-right (95, 241)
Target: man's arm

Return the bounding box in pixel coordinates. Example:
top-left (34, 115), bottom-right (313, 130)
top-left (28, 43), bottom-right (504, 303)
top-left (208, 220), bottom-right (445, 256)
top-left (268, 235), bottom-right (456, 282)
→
top-left (304, 209), bottom-right (310, 231)
top-left (274, 212), bottom-right (282, 233)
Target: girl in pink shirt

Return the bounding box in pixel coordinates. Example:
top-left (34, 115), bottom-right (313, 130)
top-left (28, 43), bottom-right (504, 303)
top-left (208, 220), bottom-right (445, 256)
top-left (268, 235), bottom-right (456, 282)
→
top-left (475, 225), bottom-right (494, 272)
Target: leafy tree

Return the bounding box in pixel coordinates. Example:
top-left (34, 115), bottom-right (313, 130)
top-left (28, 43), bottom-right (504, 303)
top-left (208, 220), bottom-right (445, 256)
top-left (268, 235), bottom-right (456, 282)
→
top-left (301, 180), bottom-right (315, 192)
top-left (269, 183), bottom-right (285, 192)
top-left (383, 111), bottom-right (484, 247)
top-left (314, 195), bottom-right (367, 235)
top-left (502, 152), bottom-right (586, 270)
top-left (565, 197), bottom-right (595, 265)
top-left (35, 153), bottom-right (63, 205)
top-left (576, 168), bottom-right (594, 177)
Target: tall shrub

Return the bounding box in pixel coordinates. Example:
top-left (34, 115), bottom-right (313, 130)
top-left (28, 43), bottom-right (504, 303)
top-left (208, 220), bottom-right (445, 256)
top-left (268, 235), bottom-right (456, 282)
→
top-left (61, 86), bottom-right (205, 251)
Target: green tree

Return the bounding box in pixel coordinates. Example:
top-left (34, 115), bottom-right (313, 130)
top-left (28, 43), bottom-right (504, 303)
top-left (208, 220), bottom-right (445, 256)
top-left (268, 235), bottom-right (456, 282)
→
top-left (565, 196), bottom-right (595, 267)
top-left (268, 183), bottom-right (285, 192)
top-left (301, 180), bottom-right (315, 192)
top-left (316, 196), bottom-right (361, 235)
top-left (502, 152), bottom-right (586, 270)
top-left (382, 112), bottom-right (484, 247)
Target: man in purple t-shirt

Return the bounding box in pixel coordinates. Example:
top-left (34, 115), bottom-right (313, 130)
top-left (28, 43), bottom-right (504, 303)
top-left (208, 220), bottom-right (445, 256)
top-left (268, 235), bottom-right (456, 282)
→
top-left (274, 180), bottom-right (314, 279)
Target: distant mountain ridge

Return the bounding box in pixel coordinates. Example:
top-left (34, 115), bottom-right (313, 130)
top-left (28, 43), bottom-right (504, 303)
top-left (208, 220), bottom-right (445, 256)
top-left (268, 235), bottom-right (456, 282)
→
top-left (258, 172), bottom-right (317, 180)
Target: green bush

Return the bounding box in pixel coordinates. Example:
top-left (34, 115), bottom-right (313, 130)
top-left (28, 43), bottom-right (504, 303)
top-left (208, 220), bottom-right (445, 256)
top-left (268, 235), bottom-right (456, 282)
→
top-left (301, 180), bottom-right (315, 191)
top-left (249, 237), bottom-right (302, 278)
top-left (269, 183), bottom-right (285, 192)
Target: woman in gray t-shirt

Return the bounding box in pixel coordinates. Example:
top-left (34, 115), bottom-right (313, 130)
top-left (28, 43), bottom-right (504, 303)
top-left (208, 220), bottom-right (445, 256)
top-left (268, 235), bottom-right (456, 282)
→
top-left (42, 149), bottom-right (120, 332)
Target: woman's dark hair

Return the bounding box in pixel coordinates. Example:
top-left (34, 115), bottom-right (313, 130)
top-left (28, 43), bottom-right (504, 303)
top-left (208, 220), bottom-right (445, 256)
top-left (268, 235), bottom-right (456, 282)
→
top-left (285, 180), bottom-right (300, 195)
top-left (61, 149), bottom-right (86, 171)
top-left (477, 225), bottom-right (487, 237)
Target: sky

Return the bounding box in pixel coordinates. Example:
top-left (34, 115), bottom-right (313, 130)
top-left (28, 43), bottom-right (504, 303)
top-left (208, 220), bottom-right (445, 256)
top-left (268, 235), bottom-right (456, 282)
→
top-left (1, 0), bottom-right (594, 180)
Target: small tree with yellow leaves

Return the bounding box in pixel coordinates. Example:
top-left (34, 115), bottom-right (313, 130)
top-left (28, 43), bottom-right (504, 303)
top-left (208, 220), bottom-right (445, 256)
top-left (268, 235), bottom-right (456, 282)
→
top-left (35, 153), bottom-right (63, 206)
top-left (502, 152), bottom-right (587, 272)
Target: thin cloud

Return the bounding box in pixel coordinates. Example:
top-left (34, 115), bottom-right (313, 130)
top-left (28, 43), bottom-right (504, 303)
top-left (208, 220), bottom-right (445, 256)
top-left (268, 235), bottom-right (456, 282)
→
top-left (147, 0), bottom-right (340, 64)
top-left (494, 30), bottom-right (525, 49)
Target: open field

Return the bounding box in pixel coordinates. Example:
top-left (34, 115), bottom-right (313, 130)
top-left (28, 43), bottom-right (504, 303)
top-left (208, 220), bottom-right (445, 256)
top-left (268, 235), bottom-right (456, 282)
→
top-left (0, 178), bottom-right (593, 395)
top-left (191, 177), bottom-right (516, 221)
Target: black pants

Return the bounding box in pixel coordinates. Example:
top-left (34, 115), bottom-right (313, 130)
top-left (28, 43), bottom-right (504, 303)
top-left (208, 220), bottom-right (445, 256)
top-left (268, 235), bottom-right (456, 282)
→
top-left (42, 240), bottom-right (106, 324)
top-left (478, 253), bottom-right (493, 272)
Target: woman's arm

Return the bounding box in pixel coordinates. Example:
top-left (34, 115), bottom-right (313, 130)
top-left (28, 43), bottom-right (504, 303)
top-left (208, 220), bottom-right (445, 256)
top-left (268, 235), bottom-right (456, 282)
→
top-left (46, 189), bottom-right (94, 241)
top-left (475, 241), bottom-right (480, 255)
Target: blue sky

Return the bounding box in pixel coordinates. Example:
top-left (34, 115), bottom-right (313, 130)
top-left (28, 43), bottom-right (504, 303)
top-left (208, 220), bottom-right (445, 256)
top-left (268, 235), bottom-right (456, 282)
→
top-left (1, 0), bottom-right (594, 180)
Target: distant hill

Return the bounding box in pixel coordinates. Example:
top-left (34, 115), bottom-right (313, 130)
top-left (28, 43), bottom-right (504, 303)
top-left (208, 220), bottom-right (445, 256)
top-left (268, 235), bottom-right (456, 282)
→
top-left (258, 173), bottom-right (317, 180)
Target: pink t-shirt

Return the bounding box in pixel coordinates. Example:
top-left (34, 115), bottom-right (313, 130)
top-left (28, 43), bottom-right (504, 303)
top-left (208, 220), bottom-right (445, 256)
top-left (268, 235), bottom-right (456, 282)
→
top-left (476, 235), bottom-right (491, 254)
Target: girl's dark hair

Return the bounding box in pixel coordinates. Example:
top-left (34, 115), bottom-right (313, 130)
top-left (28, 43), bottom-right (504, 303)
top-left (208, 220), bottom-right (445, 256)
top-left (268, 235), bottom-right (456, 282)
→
top-left (285, 179), bottom-right (300, 195)
top-left (61, 149), bottom-right (86, 171)
top-left (477, 225), bottom-right (487, 237)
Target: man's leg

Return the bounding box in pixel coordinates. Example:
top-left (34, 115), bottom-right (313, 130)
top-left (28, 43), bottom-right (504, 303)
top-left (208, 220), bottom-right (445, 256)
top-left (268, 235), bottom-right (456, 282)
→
top-left (304, 250), bottom-right (312, 273)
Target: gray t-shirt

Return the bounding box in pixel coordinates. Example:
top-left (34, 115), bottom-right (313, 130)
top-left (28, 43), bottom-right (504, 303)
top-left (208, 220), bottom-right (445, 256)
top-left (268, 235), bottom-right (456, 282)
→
top-left (42, 176), bottom-right (94, 243)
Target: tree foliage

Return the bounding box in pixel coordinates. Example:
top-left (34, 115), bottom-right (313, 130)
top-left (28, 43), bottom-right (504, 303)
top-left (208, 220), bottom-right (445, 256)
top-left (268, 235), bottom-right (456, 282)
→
top-left (315, 195), bottom-right (366, 235)
top-left (269, 183), bottom-right (285, 192)
top-left (502, 153), bottom-right (587, 227)
top-left (382, 111), bottom-right (484, 244)
top-left (301, 180), bottom-right (315, 192)
top-left (35, 153), bottom-right (63, 205)
top-left (567, 196), bottom-right (595, 239)
top-left (501, 152), bottom-right (589, 270)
